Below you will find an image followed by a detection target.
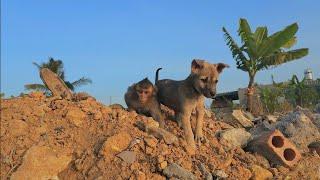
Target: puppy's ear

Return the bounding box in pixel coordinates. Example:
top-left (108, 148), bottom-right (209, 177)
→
top-left (217, 63), bottom-right (229, 73)
top-left (191, 59), bottom-right (205, 74)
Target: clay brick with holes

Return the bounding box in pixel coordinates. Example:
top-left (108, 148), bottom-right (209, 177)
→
top-left (247, 129), bottom-right (301, 167)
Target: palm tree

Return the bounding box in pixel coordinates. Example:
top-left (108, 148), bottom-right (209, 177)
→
top-left (222, 18), bottom-right (308, 112)
top-left (25, 57), bottom-right (92, 95)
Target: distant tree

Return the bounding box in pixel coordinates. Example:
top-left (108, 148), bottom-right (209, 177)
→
top-left (0, 93), bottom-right (4, 99)
top-left (25, 57), bottom-right (92, 95)
top-left (223, 18), bottom-right (308, 112)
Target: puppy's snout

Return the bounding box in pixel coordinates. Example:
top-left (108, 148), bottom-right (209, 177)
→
top-left (210, 91), bottom-right (216, 97)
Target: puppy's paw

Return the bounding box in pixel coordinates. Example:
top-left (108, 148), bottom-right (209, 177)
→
top-left (195, 134), bottom-right (206, 145)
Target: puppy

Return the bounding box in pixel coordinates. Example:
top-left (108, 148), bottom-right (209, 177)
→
top-left (156, 59), bottom-right (229, 152)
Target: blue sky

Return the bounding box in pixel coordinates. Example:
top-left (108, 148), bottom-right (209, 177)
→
top-left (1, 0), bottom-right (320, 105)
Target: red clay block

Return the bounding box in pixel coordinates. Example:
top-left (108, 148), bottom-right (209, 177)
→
top-left (247, 130), bottom-right (301, 167)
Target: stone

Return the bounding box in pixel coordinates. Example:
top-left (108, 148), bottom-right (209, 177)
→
top-left (72, 92), bottom-right (91, 101)
top-left (145, 127), bottom-right (178, 145)
top-left (198, 163), bottom-right (212, 180)
top-left (159, 161), bottom-right (168, 170)
top-left (218, 128), bottom-right (251, 150)
top-left (8, 120), bottom-right (29, 137)
top-left (157, 155), bottom-right (165, 163)
top-left (40, 68), bottom-right (73, 99)
top-left (163, 163), bottom-right (196, 180)
top-left (315, 103), bottom-right (320, 113)
top-left (246, 130), bottom-right (301, 167)
top-left (144, 136), bottom-right (158, 148)
top-left (65, 107), bottom-right (87, 127)
top-left (212, 170), bottom-right (228, 179)
top-left (265, 115), bottom-right (278, 123)
top-left (93, 111), bottom-right (103, 120)
top-left (232, 109), bottom-right (254, 128)
top-left (99, 132), bottom-right (132, 161)
top-left (308, 141), bottom-right (320, 155)
top-left (250, 165), bottom-right (273, 180)
top-left (29, 91), bottom-right (45, 99)
top-left (11, 145), bottom-right (71, 180)
top-left (249, 121), bottom-right (273, 139)
top-left (116, 151), bottom-right (136, 164)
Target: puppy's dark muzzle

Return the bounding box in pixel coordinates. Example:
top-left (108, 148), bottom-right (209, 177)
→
top-left (203, 91), bottom-right (216, 99)
top-left (210, 92), bottom-right (216, 98)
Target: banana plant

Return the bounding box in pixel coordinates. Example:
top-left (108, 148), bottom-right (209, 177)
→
top-left (223, 18), bottom-right (308, 112)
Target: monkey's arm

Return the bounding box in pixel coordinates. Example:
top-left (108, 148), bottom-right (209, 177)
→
top-left (149, 107), bottom-right (165, 129)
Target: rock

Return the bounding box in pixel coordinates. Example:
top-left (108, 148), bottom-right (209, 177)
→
top-left (93, 111), bottom-right (103, 120)
top-left (72, 92), bottom-right (91, 101)
top-left (159, 161), bottom-right (168, 170)
top-left (218, 128), bottom-right (251, 150)
top-left (198, 163), bottom-right (212, 180)
top-left (315, 103), bottom-right (320, 113)
top-left (250, 165), bottom-right (273, 180)
top-left (243, 111), bottom-right (255, 121)
top-left (274, 110), bottom-right (320, 152)
top-left (29, 91), bottom-right (45, 99)
top-left (40, 68), bottom-right (73, 99)
top-left (163, 163), bottom-right (196, 180)
top-left (249, 121), bottom-right (273, 139)
top-left (99, 132), bottom-right (132, 161)
top-left (265, 115), bottom-right (278, 123)
top-left (130, 170), bottom-right (146, 180)
top-left (212, 169), bottom-right (228, 179)
top-left (308, 141), bottom-right (320, 155)
top-left (157, 155), bottom-right (165, 163)
top-left (144, 136), bottom-right (158, 148)
top-left (11, 145), bottom-right (71, 180)
top-left (116, 151), bottom-right (136, 164)
top-left (109, 104), bottom-right (125, 110)
top-left (65, 107), bottom-right (87, 127)
top-left (8, 120), bottom-right (29, 137)
top-left (145, 127), bottom-right (178, 145)
top-left (232, 110), bottom-right (254, 128)
top-left (312, 114), bottom-right (320, 131)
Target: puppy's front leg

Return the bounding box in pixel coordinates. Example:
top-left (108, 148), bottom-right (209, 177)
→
top-left (179, 109), bottom-right (196, 150)
top-left (195, 98), bottom-right (205, 144)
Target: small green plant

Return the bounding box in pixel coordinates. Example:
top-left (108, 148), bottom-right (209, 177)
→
top-left (286, 75), bottom-right (320, 108)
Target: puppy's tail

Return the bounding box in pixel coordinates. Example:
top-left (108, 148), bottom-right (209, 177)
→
top-left (155, 68), bottom-right (162, 84)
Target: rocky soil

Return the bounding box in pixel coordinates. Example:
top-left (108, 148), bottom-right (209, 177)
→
top-left (1, 92), bottom-right (320, 180)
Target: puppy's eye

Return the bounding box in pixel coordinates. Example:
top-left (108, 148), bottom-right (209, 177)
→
top-left (201, 77), bottom-right (208, 83)
top-left (215, 80), bottom-right (219, 83)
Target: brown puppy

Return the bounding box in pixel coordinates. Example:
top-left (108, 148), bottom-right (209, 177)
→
top-left (125, 78), bottom-right (164, 128)
top-left (156, 59), bottom-right (229, 152)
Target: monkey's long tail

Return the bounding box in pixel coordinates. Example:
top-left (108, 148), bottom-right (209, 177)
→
top-left (155, 68), bottom-right (162, 84)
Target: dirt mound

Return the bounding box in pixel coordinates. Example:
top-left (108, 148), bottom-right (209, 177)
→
top-left (1, 92), bottom-right (319, 179)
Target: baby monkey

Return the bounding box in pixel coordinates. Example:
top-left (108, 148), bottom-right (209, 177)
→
top-left (125, 78), bottom-right (165, 128)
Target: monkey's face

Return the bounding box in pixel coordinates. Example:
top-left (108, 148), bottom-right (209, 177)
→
top-left (136, 86), bottom-right (153, 104)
